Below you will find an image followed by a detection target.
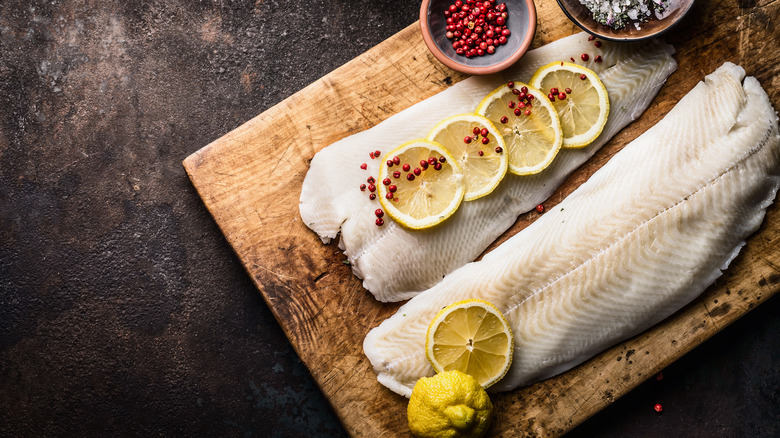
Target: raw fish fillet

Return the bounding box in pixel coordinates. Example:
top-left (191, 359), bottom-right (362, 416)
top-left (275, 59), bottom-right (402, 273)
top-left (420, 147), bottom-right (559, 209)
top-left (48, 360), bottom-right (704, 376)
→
top-left (363, 62), bottom-right (780, 397)
top-left (300, 33), bottom-right (677, 302)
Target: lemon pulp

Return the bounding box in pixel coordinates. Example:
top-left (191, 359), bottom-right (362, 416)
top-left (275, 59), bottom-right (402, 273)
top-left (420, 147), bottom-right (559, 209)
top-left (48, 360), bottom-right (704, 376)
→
top-left (378, 139), bottom-right (464, 230)
top-left (476, 83), bottom-right (563, 175)
top-left (427, 114), bottom-right (508, 201)
top-left (426, 299), bottom-right (513, 389)
top-left (530, 62), bottom-right (609, 148)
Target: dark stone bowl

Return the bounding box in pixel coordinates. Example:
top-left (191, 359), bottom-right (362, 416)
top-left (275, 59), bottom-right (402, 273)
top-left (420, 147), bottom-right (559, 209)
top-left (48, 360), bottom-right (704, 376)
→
top-left (556, 0), bottom-right (695, 41)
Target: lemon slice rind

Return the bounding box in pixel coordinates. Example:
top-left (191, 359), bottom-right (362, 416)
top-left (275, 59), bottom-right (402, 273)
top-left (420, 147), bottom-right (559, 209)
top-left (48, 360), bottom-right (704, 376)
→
top-left (476, 82), bottom-right (564, 176)
top-left (377, 139), bottom-right (465, 230)
top-left (529, 61), bottom-right (610, 149)
top-left (425, 299), bottom-right (513, 389)
top-left (427, 113), bottom-right (509, 201)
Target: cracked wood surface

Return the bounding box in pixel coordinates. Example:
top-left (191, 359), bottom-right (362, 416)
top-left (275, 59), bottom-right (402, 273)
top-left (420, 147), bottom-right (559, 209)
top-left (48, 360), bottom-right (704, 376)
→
top-left (183, 1), bottom-right (779, 436)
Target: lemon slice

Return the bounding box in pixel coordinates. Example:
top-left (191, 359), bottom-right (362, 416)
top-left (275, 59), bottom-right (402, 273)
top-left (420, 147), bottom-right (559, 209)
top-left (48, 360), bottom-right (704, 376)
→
top-left (427, 114), bottom-right (508, 201)
top-left (476, 82), bottom-right (563, 175)
top-left (529, 62), bottom-right (610, 149)
top-left (426, 299), bottom-right (513, 389)
top-left (378, 139), bottom-right (464, 230)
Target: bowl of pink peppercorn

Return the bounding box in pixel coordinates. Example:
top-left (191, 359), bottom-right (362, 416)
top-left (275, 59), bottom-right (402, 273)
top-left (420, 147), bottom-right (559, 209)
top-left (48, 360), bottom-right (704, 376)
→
top-left (420, 0), bottom-right (536, 75)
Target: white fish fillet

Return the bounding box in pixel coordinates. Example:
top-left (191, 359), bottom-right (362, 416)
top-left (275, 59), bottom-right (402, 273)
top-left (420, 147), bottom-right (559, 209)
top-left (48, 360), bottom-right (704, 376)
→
top-left (300, 33), bottom-right (677, 302)
top-left (363, 62), bottom-right (780, 397)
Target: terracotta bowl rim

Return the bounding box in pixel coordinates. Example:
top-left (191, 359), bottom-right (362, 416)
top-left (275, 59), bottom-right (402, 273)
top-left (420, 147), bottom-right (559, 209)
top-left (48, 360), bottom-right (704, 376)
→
top-left (419, 0), bottom-right (537, 75)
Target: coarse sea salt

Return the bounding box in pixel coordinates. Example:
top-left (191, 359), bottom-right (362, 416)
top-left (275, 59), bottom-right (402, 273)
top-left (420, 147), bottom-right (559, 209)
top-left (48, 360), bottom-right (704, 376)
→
top-left (578, 0), bottom-right (670, 30)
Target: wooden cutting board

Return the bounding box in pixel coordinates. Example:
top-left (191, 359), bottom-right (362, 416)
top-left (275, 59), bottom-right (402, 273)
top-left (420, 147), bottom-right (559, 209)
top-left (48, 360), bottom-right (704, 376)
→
top-left (183, 1), bottom-right (779, 436)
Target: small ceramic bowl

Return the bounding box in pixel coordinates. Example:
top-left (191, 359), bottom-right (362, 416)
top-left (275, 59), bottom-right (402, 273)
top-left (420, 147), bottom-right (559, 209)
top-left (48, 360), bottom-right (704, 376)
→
top-left (420, 0), bottom-right (537, 75)
top-left (556, 0), bottom-right (695, 41)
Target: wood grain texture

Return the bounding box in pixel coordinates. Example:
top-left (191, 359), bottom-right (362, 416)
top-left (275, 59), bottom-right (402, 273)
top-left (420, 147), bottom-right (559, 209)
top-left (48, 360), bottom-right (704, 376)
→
top-left (183, 1), bottom-right (779, 436)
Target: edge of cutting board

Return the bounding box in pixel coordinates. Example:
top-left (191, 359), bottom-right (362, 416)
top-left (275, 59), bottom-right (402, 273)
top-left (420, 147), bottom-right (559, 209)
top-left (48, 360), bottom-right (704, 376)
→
top-left (183, 2), bottom-right (780, 435)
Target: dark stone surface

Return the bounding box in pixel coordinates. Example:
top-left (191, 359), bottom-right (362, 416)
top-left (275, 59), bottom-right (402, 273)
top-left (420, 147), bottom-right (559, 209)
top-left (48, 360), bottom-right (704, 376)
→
top-left (0, 1), bottom-right (776, 437)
